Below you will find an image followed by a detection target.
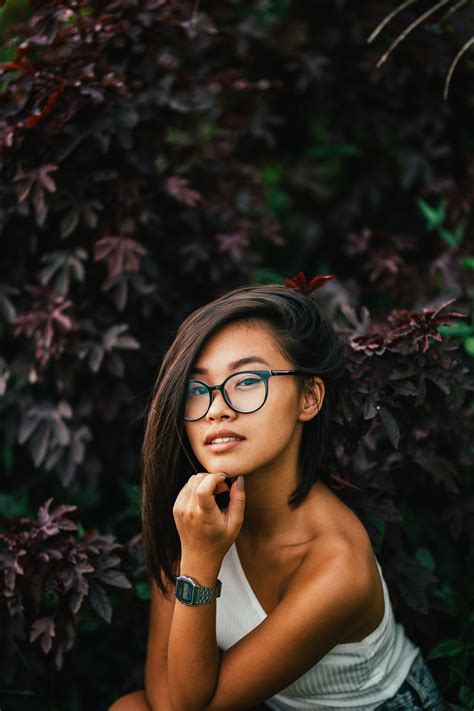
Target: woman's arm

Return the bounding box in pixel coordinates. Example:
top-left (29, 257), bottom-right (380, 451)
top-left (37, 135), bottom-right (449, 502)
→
top-left (168, 472), bottom-right (245, 711)
top-left (167, 554), bottom-right (222, 710)
top-left (168, 473), bottom-right (375, 711)
top-left (145, 577), bottom-right (177, 711)
top-left (146, 658), bottom-right (173, 711)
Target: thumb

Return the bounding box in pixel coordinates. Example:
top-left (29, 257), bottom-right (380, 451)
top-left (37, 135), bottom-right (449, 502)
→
top-left (227, 476), bottom-right (245, 532)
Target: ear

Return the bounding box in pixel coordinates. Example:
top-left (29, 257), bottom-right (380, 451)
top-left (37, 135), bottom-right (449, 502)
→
top-left (298, 377), bottom-right (324, 422)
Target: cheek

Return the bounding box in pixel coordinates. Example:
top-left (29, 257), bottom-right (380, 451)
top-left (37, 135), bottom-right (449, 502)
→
top-left (255, 417), bottom-right (295, 453)
top-left (183, 425), bottom-right (202, 455)
top-left (248, 399), bottom-right (299, 451)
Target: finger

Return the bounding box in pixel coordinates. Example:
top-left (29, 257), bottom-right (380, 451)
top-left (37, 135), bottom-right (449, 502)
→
top-left (227, 476), bottom-right (245, 531)
top-left (188, 472), bottom-right (223, 490)
top-left (183, 473), bottom-right (204, 500)
top-left (176, 473), bottom-right (205, 510)
top-left (214, 481), bottom-right (229, 495)
top-left (188, 473), bottom-right (205, 484)
top-left (185, 473), bottom-right (206, 496)
top-left (195, 473), bottom-right (227, 512)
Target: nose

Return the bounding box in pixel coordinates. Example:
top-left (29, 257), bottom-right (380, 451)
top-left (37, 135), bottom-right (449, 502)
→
top-left (205, 387), bottom-right (234, 421)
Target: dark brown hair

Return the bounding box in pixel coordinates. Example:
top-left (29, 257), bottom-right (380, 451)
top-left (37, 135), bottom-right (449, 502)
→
top-left (140, 284), bottom-right (347, 594)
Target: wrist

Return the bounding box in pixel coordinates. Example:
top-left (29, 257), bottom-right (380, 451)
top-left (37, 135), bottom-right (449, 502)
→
top-left (179, 555), bottom-right (221, 586)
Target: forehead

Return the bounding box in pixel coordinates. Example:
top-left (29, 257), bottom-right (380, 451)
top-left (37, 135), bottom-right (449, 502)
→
top-left (192, 321), bottom-right (284, 372)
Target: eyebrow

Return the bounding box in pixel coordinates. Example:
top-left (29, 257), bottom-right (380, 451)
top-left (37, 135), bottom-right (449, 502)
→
top-left (190, 355), bottom-right (271, 375)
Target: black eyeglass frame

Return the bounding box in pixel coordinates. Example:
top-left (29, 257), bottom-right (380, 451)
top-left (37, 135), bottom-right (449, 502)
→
top-left (183, 369), bottom-right (318, 422)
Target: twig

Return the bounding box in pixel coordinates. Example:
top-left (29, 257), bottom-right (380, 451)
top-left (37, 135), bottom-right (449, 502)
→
top-left (444, 35), bottom-right (474, 99)
top-left (367, 0), bottom-right (421, 44)
top-left (376, 0), bottom-right (452, 68)
top-left (439, 0), bottom-right (470, 25)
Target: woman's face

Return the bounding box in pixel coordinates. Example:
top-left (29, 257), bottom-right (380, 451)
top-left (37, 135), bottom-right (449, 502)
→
top-left (183, 320), bottom-right (323, 479)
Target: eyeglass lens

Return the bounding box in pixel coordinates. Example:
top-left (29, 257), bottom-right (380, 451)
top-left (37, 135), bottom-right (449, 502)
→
top-left (184, 372), bottom-right (266, 420)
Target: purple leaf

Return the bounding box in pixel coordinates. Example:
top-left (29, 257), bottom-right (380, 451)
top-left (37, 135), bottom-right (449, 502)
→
top-left (30, 616), bottom-right (55, 654)
top-left (94, 569), bottom-right (132, 588)
top-left (68, 590), bottom-right (85, 614)
top-left (377, 406), bottom-right (400, 449)
top-left (89, 582), bottom-right (112, 623)
top-left (164, 176), bottom-right (203, 207)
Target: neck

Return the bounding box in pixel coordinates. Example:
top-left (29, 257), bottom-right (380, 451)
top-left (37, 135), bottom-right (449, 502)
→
top-left (237, 449), bottom-right (309, 545)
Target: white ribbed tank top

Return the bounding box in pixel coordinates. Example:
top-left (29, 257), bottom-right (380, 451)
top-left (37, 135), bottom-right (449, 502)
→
top-left (216, 543), bottom-right (421, 711)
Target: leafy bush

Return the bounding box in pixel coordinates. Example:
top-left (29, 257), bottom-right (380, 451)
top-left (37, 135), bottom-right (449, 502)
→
top-left (0, 498), bottom-right (132, 671)
top-left (1, 1), bottom-right (473, 709)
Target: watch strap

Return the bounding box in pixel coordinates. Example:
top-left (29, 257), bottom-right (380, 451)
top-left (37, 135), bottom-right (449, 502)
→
top-left (176, 575), bottom-right (222, 605)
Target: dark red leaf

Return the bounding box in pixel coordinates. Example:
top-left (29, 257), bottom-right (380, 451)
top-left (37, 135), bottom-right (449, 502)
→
top-left (283, 272), bottom-right (336, 294)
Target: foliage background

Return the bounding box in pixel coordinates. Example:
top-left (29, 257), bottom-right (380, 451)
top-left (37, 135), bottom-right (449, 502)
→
top-left (1, 1), bottom-right (474, 709)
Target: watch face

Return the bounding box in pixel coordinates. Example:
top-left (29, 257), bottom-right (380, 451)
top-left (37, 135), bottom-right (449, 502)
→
top-left (177, 578), bottom-right (194, 603)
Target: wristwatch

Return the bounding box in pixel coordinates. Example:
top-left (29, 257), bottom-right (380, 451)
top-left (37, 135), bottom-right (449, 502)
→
top-left (175, 575), bottom-right (222, 605)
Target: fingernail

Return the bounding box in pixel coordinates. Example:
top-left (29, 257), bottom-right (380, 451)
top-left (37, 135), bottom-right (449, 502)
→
top-left (237, 476), bottom-right (244, 491)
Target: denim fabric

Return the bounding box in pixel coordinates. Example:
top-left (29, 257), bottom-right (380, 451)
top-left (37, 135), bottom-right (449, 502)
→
top-left (250, 653), bottom-right (445, 710)
top-left (375, 652), bottom-right (446, 710)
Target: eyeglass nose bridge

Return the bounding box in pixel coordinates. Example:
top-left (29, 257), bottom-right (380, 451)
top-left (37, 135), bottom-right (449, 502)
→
top-left (205, 382), bottom-right (233, 414)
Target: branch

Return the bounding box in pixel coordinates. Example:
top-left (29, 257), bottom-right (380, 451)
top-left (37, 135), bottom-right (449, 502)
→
top-left (375, 0), bottom-right (452, 68)
top-left (367, 0), bottom-right (421, 44)
top-left (439, 0), bottom-right (470, 24)
top-left (444, 35), bottom-right (474, 99)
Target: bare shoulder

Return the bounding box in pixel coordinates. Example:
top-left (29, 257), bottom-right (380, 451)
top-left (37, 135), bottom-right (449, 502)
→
top-left (304, 480), bottom-right (375, 563)
top-left (290, 481), bottom-right (384, 642)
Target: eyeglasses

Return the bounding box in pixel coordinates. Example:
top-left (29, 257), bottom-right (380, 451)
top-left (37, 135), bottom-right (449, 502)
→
top-left (183, 369), bottom-right (317, 422)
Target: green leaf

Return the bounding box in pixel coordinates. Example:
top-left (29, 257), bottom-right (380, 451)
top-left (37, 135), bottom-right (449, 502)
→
top-left (439, 225), bottom-right (464, 253)
top-left (265, 187), bottom-right (292, 214)
top-left (251, 268), bottom-right (285, 285)
top-left (459, 685), bottom-right (474, 707)
top-left (415, 546), bottom-right (435, 572)
top-left (416, 198), bottom-right (446, 231)
top-left (438, 323), bottom-right (472, 337)
top-left (136, 582), bottom-right (151, 601)
top-left (459, 255), bottom-right (474, 269)
top-left (261, 165), bottom-right (283, 185)
top-left (0, 490), bottom-right (30, 518)
top-left (245, 0), bottom-right (292, 27)
top-left (453, 220), bottom-right (466, 245)
top-left (164, 128), bottom-right (190, 145)
top-left (427, 638), bottom-right (466, 660)
top-left (464, 337), bottom-right (474, 356)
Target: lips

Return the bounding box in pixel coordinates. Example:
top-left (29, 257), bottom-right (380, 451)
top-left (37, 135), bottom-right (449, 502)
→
top-left (206, 438), bottom-right (245, 454)
top-left (204, 430), bottom-right (245, 445)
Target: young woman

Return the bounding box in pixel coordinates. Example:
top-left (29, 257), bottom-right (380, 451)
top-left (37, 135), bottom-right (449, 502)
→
top-left (109, 282), bottom-right (445, 711)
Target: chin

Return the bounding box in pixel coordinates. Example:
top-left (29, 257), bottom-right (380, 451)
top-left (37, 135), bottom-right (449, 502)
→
top-left (201, 457), bottom-right (249, 478)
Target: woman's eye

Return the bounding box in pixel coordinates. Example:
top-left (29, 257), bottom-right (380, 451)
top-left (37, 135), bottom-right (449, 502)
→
top-left (237, 377), bottom-right (260, 387)
top-left (187, 383), bottom-right (207, 396)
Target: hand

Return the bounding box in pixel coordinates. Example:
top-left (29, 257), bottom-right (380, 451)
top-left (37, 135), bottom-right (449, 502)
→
top-left (173, 472), bottom-right (245, 563)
